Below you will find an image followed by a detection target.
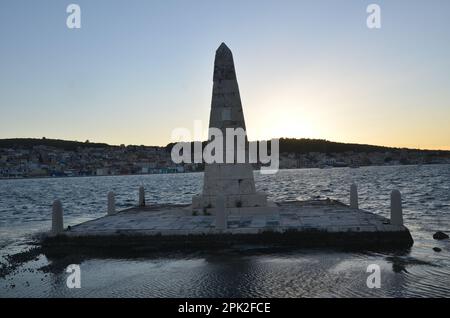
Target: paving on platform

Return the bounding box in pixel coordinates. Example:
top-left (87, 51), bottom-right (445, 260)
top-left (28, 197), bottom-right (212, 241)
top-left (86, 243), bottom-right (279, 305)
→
top-left (41, 200), bottom-right (414, 250)
top-left (63, 200), bottom-right (407, 237)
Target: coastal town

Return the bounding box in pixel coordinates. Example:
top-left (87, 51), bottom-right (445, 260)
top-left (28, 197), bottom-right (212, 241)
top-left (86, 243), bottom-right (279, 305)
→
top-left (0, 142), bottom-right (189, 178)
top-left (1, 138), bottom-right (449, 179)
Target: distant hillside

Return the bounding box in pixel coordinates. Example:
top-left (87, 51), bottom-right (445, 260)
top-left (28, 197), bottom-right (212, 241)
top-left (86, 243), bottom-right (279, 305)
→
top-left (278, 138), bottom-right (450, 155)
top-left (0, 138), bottom-right (111, 151)
top-left (278, 138), bottom-right (392, 154)
top-left (1, 137), bottom-right (449, 155)
top-left (165, 138), bottom-right (449, 155)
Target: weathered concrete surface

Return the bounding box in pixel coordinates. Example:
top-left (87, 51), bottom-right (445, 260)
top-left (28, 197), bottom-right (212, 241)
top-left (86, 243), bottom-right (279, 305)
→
top-left (42, 200), bottom-right (414, 250)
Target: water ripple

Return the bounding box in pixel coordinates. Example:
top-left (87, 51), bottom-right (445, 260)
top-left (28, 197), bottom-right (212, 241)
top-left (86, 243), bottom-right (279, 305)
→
top-left (1, 164), bottom-right (449, 297)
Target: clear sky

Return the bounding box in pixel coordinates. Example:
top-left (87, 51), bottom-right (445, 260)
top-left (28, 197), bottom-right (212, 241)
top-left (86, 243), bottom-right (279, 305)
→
top-left (0, 0), bottom-right (449, 149)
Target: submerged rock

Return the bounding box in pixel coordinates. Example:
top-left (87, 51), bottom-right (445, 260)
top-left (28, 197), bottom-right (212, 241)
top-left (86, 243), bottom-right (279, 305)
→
top-left (433, 231), bottom-right (449, 240)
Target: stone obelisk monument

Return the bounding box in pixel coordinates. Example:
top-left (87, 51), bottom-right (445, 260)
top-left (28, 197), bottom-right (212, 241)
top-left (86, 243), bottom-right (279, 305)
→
top-left (193, 43), bottom-right (267, 211)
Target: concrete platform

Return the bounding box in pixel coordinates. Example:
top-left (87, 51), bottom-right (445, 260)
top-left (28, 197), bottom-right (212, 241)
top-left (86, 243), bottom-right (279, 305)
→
top-left (42, 200), bottom-right (414, 250)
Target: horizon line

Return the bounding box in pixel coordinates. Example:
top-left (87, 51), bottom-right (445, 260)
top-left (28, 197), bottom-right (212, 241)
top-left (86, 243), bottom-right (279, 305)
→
top-left (1, 136), bottom-right (449, 152)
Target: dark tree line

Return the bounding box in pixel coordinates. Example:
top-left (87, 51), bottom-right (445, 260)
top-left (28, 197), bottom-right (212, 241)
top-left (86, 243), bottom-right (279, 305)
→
top-left (1, 137), bottom-right (448, 156)
top-left (0, 138), bottom-right (109, 151)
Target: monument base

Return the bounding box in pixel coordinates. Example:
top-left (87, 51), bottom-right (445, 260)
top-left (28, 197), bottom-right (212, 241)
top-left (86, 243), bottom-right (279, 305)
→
top-left (192, 192), bottom-right (268, 210)
top-left (42, 199), bottom-right (414, 251)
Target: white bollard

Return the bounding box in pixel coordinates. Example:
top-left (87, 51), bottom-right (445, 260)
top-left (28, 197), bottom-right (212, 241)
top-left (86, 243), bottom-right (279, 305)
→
top-left (390, 189), bottom-right (404, 226)
top-left (139, 186), bottom-right (145, 207)
top-left (350, 183), bottom-right (358, 209)
top-left (107, 191), bottom-right (116, 215)
top-left (215, 195), bottom-right (227, 230)
top-left (51, 200), bottom-right (64, 235)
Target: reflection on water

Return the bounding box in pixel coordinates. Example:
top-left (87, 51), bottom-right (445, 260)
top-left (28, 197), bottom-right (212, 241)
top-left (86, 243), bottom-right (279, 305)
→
top-left (0, 164), bottom-right (449, 297)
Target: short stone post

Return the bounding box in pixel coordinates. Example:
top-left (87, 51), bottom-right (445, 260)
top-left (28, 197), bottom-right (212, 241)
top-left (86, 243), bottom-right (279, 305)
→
top-left (138, 186), bottom-right (145, 207)
top-left (390, 189), bottom-right (403, 226)
top-left (51, 200), bottom-right (64, 235)
top-left (350, 183), bottom-right (358, 209)
top-left (107, 191), bottom-right (116, 215)
top-left (215, 195), bottom-right (227, 230)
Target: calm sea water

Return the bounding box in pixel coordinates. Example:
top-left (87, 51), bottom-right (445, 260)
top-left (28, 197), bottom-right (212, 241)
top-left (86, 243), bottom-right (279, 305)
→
top-left (0, 165), bottom-right (449, 297)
